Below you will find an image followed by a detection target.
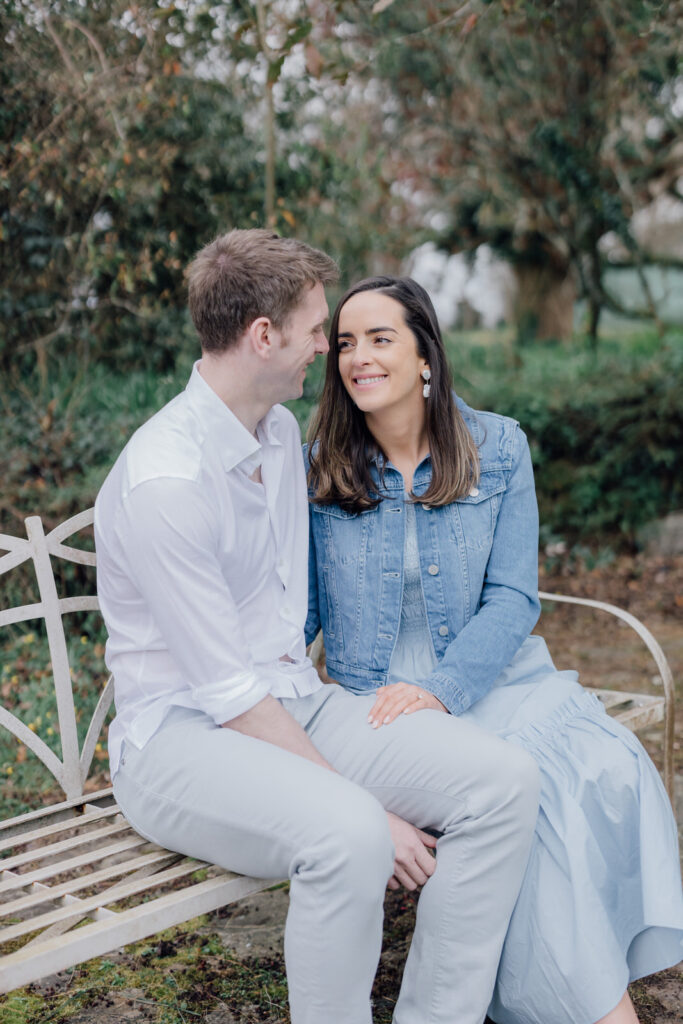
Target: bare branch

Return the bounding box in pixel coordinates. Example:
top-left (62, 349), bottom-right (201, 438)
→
top-left (15, 313), bottom-right (71, 355)
top-left (64, 18), bottom-right (126, 142)
top-left (8, 59), bottom-right (139, 181)
top-left (41, 10), bottom-right (79, 78)
top-left (105, 298), bottom-right (154, 318)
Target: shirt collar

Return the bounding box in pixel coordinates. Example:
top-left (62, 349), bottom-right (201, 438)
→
top-left (185, 361), bottom-right (282, 474)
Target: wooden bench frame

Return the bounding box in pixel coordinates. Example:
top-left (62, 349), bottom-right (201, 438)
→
top-left (0, 509), bottom-right (677, 995)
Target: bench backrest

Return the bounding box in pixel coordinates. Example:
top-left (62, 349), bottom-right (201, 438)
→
top-left (0, 508), bottom-right (113, 800)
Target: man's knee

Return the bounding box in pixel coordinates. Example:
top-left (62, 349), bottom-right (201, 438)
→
top-left (293, 788), bottom-right (394, 896)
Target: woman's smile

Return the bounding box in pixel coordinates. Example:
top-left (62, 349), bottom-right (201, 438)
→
top-left (337, 291), bottom-right (428, 418)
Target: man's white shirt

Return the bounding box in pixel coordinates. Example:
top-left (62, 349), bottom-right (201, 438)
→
top-left (94, 363), bottom-right (322, 777)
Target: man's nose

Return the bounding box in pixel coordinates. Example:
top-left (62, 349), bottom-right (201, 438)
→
top-left (316, 332), bottom-right (330, 355)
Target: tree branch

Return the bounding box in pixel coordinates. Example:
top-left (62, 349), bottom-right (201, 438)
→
top-left (64, 18), bottom-right (126, 142)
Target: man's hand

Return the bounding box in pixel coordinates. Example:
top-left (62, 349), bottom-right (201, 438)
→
top-left (368, 682), bottom-right (447, 728)
top-left (224, 695), bottom-right (334, 772)
top-left (385, 811), bottom-right (437, 891)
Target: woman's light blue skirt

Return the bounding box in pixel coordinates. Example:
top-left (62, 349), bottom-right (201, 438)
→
top-left (388, 633), bottom-right (683, 1024)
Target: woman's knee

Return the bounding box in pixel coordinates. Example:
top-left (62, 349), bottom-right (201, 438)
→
top-left (496, 744), bottom-right (541, 828)
top-left (460, 736), bottom-right (540, 831)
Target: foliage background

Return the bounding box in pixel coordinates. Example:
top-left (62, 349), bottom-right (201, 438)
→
top-left (2, 0), bottom-right (682, 549)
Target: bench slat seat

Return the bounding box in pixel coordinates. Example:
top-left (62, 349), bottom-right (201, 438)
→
top-left (586, 688), bottom-right (666, 726)
top-left (0, 793), bottom-right (272, 992)
top-left (0, 824), bottom-right (271, 992)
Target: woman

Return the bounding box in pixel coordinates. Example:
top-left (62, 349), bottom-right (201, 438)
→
top-left (304, 276), bottom-right (683, 1024)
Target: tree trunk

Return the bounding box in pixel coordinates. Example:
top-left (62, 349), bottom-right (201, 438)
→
top-left (587, 295), bottom-right (601, 348)
top-left (513, 263), bottom-right (576, 343)
top-left (586, 244), bottom-right (603, 350)
top-left (265, 80), bottom-right (276, 227)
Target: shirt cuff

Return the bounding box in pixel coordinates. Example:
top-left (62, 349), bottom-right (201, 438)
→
top-left (194, 670), bottom-right (272, 725)
top-left (420, 671), bottom-right (470, 716)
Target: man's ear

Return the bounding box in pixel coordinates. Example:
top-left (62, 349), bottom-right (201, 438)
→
top-left (247, 316), bottom-right (277, 359)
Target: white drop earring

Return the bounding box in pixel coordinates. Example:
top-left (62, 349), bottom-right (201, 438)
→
top-left (421, 367), bottom-right (431, 398)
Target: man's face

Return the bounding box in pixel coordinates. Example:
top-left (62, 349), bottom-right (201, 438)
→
top-left (270, 282), bottom-right (329, 402)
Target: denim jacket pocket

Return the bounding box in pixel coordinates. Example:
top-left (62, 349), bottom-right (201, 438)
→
top-left (311, 503), bottom-right (380, 645)
top-left (311, 503), bottom-right (378, 561)
top-left (450, 471), bottom-right (507, 551)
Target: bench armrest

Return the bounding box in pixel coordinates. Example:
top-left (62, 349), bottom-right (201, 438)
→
top-left (539, 591), bottom-right (676, 799)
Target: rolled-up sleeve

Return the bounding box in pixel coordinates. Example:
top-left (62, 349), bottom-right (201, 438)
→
top-left (117, 476), bottom-right (271, 724)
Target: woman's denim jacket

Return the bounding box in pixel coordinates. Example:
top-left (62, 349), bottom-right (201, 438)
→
top-left (304, 397), bottom-right (541, 715)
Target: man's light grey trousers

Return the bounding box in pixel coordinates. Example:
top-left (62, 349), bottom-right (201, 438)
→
top-left (113, 685), bottom-right (539, 1024)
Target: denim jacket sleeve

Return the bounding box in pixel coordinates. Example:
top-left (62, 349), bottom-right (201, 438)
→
top-left (422, 426), bottom-right (541, 714)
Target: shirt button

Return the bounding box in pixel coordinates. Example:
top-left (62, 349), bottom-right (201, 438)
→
top-left (438, 625), bottom-right (449, 636)
top-left (283, 605), bottom-right (291, 616)
top-left (428, 564), bottom-right (439, 576)
top-left (469, 486), bottom-right (480, 497)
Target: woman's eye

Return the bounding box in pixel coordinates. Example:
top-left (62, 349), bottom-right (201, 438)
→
top-left (374, 335), bottom-right (391, 344)
top-left (338, 340), bottom-right (353, 351)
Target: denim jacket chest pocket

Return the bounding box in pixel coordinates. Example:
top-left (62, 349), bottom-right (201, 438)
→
top-left (310, 502), bottom-right (382, 650)
top-left (311, 502), bottom-right (379, 564)
top-left (447, 470), bottom-right (507, 553)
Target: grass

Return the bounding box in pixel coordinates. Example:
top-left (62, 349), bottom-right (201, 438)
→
top-left (0, 917), bottom-right (289, 1024)
top-left (0, 892), bottom-right (417, 1024)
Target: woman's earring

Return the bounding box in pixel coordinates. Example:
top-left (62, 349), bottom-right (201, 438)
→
top-left (421, 368), bottom-right (431, 398)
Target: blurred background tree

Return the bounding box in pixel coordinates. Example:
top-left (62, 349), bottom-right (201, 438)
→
top-left (1, 0), bottom-right (681, 543)
top-left (331, 0), bottom-right (682, 344)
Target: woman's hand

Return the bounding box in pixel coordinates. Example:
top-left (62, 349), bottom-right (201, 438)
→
top-left (385, 811), bottom-right (437, 891)
top-left (368, 682), bottom-right (447, 728)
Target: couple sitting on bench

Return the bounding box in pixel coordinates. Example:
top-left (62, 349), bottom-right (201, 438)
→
top-left (94, 229), bottom-right (683, 1024)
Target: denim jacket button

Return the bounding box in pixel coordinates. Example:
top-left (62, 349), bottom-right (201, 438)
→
top-left (469, 486), bottom-right (480, 497)
top-left (421, 503), bottom-right (431, 510)
top-left (428, 564), bottom-right (439, 575)
top-left (438, 625), bottom-right (449, 636)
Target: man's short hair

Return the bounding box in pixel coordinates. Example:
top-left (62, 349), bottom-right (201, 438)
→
top-left (186, 229), bottom-right (339, 353)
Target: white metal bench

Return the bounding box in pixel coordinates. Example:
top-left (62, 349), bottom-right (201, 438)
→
top-left (0, 509), bottom-right (273, 995)
top-left (0, 510), bottom-right (676, 995)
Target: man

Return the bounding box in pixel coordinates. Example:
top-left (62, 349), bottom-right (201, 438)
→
top-left (95, 229), bottom-right (539, 1024)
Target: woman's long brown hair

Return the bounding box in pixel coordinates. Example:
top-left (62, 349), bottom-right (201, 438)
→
top-left (308, 276), bottom-right (480, 512)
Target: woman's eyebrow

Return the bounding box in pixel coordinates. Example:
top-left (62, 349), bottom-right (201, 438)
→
top-left (337, 325), bottom-right (399, 339)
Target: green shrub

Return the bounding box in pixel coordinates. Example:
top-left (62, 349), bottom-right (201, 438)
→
top-left (448, 329), bottom-right (683, 544)
top-left (1, 329), bottom-right (680, 549)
